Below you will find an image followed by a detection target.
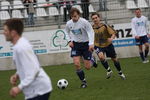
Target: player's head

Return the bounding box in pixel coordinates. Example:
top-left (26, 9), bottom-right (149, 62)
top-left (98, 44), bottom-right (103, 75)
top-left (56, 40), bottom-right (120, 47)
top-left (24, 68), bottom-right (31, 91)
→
top-left (91, 12), bottom-right (101, 24)
top-left (135, 8), bottom-right (141, 18)
top-left (70, 8), bottom-right (81, 22)
top-left (3, 18), bottom-right (24, 42)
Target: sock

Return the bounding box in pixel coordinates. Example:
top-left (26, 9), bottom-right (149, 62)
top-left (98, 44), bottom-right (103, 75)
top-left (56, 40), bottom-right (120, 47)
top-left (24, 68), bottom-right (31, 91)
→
top-left (91, 56), bottom-right (97, 67)
top-left (107, 67), bottom-right (111, 72)
top-left (114, 61), bottom-right (122, 72)
top-left (118, 71), bottom-right (123, 75)
top-left (90, 56), bottom-right (95, 65)
top-left (101, 60), bottom-right (110, 71)
top-left (76, 69), bottom-right (86, 83)
top-left (145, 49), bottom-right (149, 58)
top-left (140, 52), bottom-right (145, 61)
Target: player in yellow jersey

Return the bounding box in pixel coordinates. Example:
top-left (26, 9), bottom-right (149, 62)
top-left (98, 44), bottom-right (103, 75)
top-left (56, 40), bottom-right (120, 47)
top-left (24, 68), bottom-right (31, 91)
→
top-left (91, 12), bottom-right (126, 80)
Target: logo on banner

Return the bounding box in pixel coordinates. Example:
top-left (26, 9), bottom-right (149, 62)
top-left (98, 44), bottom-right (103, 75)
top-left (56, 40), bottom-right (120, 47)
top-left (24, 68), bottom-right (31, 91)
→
top-left (52, 30), bottom-right (68, 49)
top-left (111, 25), bottom-right (132, 38)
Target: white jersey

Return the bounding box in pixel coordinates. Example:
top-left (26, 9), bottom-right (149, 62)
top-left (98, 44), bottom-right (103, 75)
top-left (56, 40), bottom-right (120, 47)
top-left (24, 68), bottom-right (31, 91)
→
top-left (131, 15), bottom-right (149, 36)
top-left (65, 17), bottom-right (94, 45)
top-left (13, 37), bottom-right (52, 99)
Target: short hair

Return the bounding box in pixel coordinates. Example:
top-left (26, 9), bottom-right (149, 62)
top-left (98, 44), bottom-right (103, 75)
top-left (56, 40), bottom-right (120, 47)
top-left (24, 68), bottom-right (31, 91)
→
top-left (4, 18), bottom-right (24, 36)
top-left (135, 8), bottom-right (141, 11)
top-left (70, 7), bottom-right (81, 16)
top-left (91, 12), bottom-right (100, 18)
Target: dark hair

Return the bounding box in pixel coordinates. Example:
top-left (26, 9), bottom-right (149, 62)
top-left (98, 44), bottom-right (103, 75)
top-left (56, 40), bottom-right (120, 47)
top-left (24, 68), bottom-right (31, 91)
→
top-left (135, 8), bottom-right (141, 11)
top-left (4, 18), bottom-right (24, 36)
top-left (70, 7), bottom-right (81, 16)
top-left (91, 12), bottom-right (100, 18)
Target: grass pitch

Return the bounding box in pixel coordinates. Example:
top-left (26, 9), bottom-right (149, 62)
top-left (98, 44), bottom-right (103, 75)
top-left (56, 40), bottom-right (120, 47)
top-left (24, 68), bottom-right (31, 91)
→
top-left (0, 57), bottom-right (150, 100)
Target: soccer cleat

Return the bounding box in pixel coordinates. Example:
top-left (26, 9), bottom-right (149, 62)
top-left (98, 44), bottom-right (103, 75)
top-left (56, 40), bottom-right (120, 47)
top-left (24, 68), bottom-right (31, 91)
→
top-left (142, 59), bottom-right (149, 63)
top-left (91, 56), bottom-right (98, 68)
top-left (119, 73), bottom-right (126, 80)
top-left (80, 83), bottom-right (87, 88)
top-left (106, 70), bottom-right (113, 79)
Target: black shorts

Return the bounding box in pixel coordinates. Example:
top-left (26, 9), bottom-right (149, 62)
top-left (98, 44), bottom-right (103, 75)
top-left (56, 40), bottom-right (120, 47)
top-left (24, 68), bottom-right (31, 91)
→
top-left (94, 44), bottom-right (116, 58)
top-left (135, 35), bottom-right (149, 45)
top-left (71, 41), bottom-right (92, 60)
top-left (27, 92), bottom-right (50, 100)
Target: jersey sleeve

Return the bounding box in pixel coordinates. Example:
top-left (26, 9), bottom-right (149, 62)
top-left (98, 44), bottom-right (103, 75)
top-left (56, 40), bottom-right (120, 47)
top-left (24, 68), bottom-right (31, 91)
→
top-left (85, 21), bottom-right (94, 45)
top-left (145, 17), bottom-right (150, 34)
top-left (65, 23), bottom-right (72, 42)
top-left (106, 25), bottom-right (117, 35)
top-left (131, 19), bottom-right (137, 36)
top-left (17, 48), bottom-right (40, 90)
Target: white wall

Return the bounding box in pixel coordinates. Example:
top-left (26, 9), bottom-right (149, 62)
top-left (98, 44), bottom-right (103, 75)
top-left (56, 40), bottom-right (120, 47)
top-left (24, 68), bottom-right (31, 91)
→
top-left (0, 23), bottom-right (149, 70)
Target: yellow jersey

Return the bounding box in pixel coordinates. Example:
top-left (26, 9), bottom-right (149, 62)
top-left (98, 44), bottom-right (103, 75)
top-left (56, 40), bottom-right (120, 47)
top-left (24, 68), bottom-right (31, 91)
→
top-left (93, 23), bottom-right (117, 48)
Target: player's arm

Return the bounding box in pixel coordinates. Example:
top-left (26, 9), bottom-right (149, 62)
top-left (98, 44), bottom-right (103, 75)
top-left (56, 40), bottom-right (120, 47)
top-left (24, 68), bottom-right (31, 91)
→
top-left (85, 21), bottom-right (94, 52)
top-left (145, 17), bottom-right (150, 38)
top-left (10, 48), bottom-right (40, 97)
top-left (17, 48), bottom-right (40, 90)
top-left (10, 73), bottom-right (19, 86)
top-left (131, 19), bottom-right (139, 39)
top-left (10, 70), bottom-right (20, 98)
top-left (107, 25), bottom-right (116, 43)
top-left (65, 23), bottom-right (74, 48)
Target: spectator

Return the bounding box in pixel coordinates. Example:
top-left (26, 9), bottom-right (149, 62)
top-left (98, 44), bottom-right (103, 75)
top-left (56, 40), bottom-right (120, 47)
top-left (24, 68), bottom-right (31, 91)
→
top-left (23, 0), bottom-right (36, 25)
top-left (98, 0), bottom-right (108, 11)
top-left (81, 0), bottom-right (90, 20)
top-left (59, 0), bottom-right (76, 22)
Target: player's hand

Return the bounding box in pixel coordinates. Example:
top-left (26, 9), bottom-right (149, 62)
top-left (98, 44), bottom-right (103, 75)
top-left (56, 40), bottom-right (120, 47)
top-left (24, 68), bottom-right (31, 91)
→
top-left (135, 36), bottom-right (140, 39)
top-left (147, 34), bottom-right (150, 38)
top-left (68, 41), bottom-right (74, 48)
top-left (10, 74), bottom-right (18, 86)
top-left (9, 87), bottom-right (21, 98)
top-left (89, 45), bottom-right (94, 52)
top-left (107, 38), bottom-right (113, 43)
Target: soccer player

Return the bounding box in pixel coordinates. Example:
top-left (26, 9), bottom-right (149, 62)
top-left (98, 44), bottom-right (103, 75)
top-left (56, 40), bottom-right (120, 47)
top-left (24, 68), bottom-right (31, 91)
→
top-left (91, 12), bottom-right (126, 80)
top-left (3, 18), bottom-right (52, 100)
top-left (65, 8), bottom-right (97, 88)
top-left (131, 8), bottom-right (150, 63)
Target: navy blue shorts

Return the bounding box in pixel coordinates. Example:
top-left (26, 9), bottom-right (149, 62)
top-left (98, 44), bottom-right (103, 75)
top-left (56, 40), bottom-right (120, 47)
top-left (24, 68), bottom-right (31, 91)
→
top-left (27, 92), bottom-right (50, 100)
top-left (71, 41), bottom-right (92, 60)
top-left (94, 44), bottom-right (116, 58)
top-left (135, 35), bottom-right (149, 45)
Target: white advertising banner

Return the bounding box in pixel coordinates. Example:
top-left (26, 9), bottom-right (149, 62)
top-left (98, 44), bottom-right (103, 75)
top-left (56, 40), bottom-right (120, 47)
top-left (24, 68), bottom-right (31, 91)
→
top-left (0, 22), bottom-right (149, 58)
top-left (0, 29), bottom-right (70, 58)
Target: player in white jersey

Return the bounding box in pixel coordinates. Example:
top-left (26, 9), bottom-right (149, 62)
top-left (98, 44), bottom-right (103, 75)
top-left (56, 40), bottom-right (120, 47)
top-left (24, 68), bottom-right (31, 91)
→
top-left (3, 19), bottom-right (52, 100)
top-left (65, 8), bottom-right (97, 88)
top-left (131, 8), bottom-right (150, 63)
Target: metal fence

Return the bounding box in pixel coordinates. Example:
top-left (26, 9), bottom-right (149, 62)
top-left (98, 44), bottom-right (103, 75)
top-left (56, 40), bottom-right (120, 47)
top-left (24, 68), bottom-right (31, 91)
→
top-left (0, 0), bottom-right (150, 29)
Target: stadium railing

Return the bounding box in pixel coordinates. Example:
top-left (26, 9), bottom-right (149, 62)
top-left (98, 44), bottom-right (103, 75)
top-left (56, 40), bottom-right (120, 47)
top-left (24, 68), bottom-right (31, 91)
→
top-left (0, 0), bottom-right (150, 30)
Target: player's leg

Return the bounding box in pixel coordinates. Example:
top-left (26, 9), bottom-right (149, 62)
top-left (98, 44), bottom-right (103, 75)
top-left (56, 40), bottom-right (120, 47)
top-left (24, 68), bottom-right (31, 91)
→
top-left (83, 51), bottom-right (97, 70)
top-left (144, 42), bottom-right (149, 62)
top-left (82, 52), bottom-right (98, 69)
top-left (73, 56), bottom-right (87, 88)
top-left (83, 60), bottom-right (91, 70)
top-left (82, 43), bottom-right (97, 68)
top-left (138, 45), bottom-right (146, 63)
top-left (142, 35), bottom-right (149, 62)
top-left (71, 42), bottom-right (87, 88)
top-left (107, 44), bottom-right (126, 80)
top-left (95, 46), bottom-right (112, 79)
top-left (135, 38), bottom-right (145, 62)
top-left (80, 45), bottom-right (93, 88)
top-left (111, 58), bottom-right (126, 80)
top-left (73, 56), bottom-right (83, 79)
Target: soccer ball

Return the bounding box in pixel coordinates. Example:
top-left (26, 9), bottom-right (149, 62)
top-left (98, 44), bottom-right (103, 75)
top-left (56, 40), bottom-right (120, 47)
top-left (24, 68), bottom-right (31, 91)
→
top-left (57, 79), bottom-right (68, 89)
